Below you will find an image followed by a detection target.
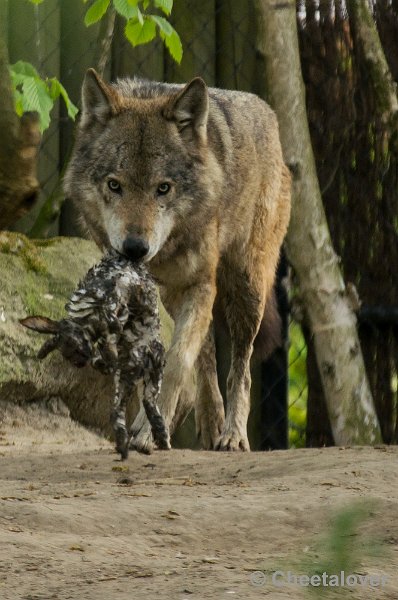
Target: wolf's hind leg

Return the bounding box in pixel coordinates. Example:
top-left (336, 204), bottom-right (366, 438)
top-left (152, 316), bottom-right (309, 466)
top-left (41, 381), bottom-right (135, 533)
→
top-left (195, 324), bottom-right (225, 449)
top-left (216, 271), bottom-right (266, 452)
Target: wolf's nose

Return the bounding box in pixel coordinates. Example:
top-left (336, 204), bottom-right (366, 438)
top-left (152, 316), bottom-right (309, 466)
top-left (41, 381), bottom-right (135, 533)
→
top-left (122, 236), bottom-right (149, 260)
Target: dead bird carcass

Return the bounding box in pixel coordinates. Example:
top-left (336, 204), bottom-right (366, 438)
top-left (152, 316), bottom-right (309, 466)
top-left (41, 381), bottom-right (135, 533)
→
top-left (20, 249), bottom-right (171, 459)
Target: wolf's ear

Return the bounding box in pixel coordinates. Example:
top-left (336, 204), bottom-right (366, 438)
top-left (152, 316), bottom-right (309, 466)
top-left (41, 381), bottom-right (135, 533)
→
top-left (81, 68), bottom-right (115, 127)
top-left (165, 77), bottom-right (209, 142)
top-left (20, 316), bottom-right (60, 335)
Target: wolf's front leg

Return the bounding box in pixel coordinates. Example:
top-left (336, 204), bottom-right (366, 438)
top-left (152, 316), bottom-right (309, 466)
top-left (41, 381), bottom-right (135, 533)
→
top-left (130, 278), bottom-right (216, 453)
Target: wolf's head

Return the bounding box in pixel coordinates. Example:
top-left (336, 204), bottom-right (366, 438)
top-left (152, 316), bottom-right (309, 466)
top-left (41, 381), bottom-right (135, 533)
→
top-left (64, 69), bottom-right (222, 263)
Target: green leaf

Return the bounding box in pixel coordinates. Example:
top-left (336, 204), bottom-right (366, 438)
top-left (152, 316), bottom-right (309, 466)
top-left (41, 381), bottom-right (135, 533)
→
top-left (163, 26), bottom-right (182, 63)
top-left (154, 0), bottom-right (173, 15)
top-left (125, 16), bottom-right (156, 46)
top-left (27, 0), bottom-right (44, 4)
top-left (153, 17), bottom-right (182, 64)
top-left (21, 77), bottom-right (54, 132)
top-left (135, 6), bottom-right (144, 25)
top-left (10, 61), bottom-right (78, 130)
top-left (14, 90), bottom-right (24, 117)
top-left (143, 0), bottom-right (150, 8)
top-left (149, 14), bottom-right (173, 36)
top-left (10, 60), bottom-right (40, 80)
top-left (10, 70), bottom-right (27, 89)
top-left (49, 79), bottom-right (79, 120)
top-left (84, 0), bottom-right (110, 26)
top-left (57, 83), bottom-right (79, 121)
top-left (48, 78), bottom-right (61, 101)
top-left (113, 0), bottom-right (138, 19)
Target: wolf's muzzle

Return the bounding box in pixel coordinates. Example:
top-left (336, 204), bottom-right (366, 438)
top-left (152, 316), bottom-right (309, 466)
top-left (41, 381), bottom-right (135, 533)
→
top-left (122, 236), bottom-right (149, 261)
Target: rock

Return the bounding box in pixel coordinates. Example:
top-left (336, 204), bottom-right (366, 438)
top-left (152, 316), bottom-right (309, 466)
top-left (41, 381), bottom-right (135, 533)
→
top-left (0, 233), bottom-right (174, 438)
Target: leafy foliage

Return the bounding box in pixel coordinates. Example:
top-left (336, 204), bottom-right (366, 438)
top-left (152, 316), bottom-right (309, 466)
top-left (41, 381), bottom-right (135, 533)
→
top-left (9, 61), bottom-right (78, 133)
top-left (13, 0), bottom-right (181, 132)
top-left (84, 0), bottom-right (182, 63)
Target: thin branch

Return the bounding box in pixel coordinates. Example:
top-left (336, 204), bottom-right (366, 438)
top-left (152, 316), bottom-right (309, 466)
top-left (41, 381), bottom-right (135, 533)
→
top-left (95, 7), bottom-right (116, 78)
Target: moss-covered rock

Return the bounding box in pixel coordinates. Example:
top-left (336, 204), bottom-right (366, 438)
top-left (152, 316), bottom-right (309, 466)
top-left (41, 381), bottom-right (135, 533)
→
top-left (0, 235), bottom-right (174, 438)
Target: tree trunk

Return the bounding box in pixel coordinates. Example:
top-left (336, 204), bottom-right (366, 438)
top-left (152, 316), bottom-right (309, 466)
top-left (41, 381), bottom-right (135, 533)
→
top-left (347, 0), bottom-right (398, 124)
top-left (256, 1), bottom-right (381, 445)
top-left (0, 30), bottom-right (41, 230)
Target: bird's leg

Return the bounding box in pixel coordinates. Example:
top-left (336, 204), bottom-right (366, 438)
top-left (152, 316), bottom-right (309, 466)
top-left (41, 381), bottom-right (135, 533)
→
top-left (141, 373), bottom-right (171, 451)
top-left (111, 369), bottom-right (131, 460)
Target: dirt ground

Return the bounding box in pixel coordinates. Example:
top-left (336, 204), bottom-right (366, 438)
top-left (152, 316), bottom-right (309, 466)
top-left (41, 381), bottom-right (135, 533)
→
top-left (0, 403), bottom-right (397, 600)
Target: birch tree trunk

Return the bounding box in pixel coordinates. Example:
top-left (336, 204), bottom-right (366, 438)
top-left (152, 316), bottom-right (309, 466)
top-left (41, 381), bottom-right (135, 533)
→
top-left (256, 0), bottom-right (381, 445)
top-left (346, 0), bottom-right (398, 125)
top-left (0, 29), bottom-right (41, 230)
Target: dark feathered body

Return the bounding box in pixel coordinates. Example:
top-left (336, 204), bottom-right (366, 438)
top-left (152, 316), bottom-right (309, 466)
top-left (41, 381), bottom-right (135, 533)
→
top-left (21, 250), bottom-right (170, 458)
top-left (65, 250), bottom-right (160, 373)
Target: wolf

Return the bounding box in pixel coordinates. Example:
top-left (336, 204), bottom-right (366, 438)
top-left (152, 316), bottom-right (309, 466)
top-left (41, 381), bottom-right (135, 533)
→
top-left (64, 68), bottom-right (291, 453)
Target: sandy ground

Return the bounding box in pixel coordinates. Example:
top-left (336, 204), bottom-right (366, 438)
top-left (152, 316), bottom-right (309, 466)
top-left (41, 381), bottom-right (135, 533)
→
top-left (0, 403), bottom-right (397, 600)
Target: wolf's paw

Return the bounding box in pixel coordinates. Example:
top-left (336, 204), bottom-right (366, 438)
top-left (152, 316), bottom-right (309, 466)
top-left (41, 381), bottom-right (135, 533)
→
top-left (155, 431), bottom-right (172, 451)
top-left (196, 401), bottom-right (225, 450)
top-left (215, 429), bottom-right (250, 452)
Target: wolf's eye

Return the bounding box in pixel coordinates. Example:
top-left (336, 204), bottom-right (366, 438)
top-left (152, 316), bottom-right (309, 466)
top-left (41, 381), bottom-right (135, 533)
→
top-left (108, 179), bottom-right (122, 194)
top-left (157, 183), bottom-right (171, 196)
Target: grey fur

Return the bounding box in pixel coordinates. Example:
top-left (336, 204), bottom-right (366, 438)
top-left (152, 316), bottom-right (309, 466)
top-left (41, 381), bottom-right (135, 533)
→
top-left (63, 70), bottom-right (291, 452)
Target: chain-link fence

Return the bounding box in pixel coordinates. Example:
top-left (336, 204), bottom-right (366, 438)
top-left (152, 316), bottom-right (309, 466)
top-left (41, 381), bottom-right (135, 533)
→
top-left (4, 0), bottom-right (397, 448)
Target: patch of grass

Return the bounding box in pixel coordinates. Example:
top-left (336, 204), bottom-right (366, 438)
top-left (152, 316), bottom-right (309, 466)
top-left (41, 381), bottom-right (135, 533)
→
top-left (0, 232), bottom-right (46, 274)
top-left (31, 238), bottom-right (59, 248)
